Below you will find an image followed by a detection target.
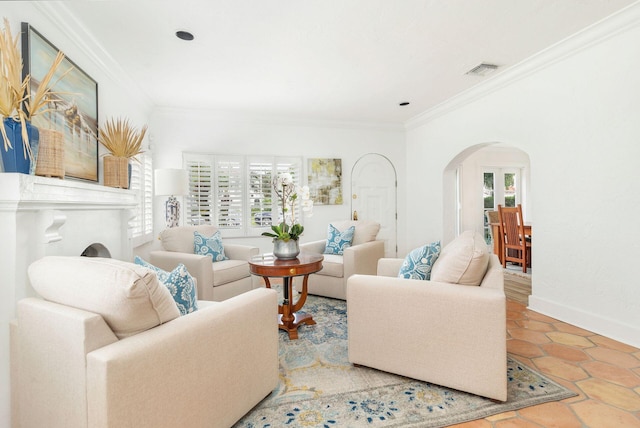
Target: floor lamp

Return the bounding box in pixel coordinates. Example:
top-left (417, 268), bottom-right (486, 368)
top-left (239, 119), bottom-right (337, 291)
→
top-left (155, 168), bottom-right (189, 228)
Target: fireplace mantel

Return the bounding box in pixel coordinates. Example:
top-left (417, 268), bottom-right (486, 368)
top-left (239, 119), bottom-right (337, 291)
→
top-left (1, 173), bottom-right (139, 415)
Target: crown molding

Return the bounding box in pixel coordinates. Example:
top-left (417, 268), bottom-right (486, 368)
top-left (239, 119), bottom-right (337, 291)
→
top-left (404, 1), bottom-right (640, 130)
top-left (33, 2), bottom-right (153, 112)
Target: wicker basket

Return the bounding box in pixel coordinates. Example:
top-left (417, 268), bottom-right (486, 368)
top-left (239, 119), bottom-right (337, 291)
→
top-left (35, 129), bottom-right (65, 178)
top-left (103, 155), bottom-right (129, 189)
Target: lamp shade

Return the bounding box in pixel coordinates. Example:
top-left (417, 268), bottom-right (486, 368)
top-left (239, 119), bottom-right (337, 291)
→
top-left (154, 168), bottom-right (189, 196)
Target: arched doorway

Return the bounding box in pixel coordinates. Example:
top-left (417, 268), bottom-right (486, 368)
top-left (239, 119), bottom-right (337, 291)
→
top-left (351, 153), bottom-right (397, 257)
top-left (443, 143), bottom-right (531, 255)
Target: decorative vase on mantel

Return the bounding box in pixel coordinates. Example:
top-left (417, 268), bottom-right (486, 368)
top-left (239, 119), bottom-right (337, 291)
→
top-left (1, 117), bottom-right (40, 175)
top-left (103, 155), bottom-right (130, 189)
top-left (273, 238), bottom-right (300, 260)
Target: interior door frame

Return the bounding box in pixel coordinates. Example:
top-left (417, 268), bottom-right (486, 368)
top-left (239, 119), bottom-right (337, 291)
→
top-left (351, 153), bottom-right (398, 257)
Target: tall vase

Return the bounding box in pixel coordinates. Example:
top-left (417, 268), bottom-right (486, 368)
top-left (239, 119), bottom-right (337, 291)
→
top-left (1, 118), bottom-right (40, 174)
top-left (273, 239), bottom-right (300, 260)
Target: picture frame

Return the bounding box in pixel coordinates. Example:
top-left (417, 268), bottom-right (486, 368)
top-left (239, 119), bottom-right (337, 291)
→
top-left (21, 22), bottom-right (99, 182)
top-left (308, 158), bottom-right (343, 205)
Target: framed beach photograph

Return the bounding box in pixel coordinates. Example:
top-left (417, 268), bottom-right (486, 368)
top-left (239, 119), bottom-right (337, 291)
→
top-left (308, 158), bottom-right (343, 205)
top-left (21, 22), bottom-right (99, 182)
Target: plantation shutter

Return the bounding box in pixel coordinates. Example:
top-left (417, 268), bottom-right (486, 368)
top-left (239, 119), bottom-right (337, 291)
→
top-left (248, 157), bottom-right (273, 234)
top-left (129, 154), bottom-right (153, 246)
top-left (215, 156), bottom-right (244, 235)
top-left (185, 158), bottom-right (214, 225)
top-left (142, 155), bottom-right (153, 235)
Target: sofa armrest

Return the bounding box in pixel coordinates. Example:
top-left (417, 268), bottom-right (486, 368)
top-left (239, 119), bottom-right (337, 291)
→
top-left (87, 287), bottom-right (279, 428)
top-left (150, 250), bottom-right (213, 300)
top-left (343, 240), bottom-right (385, 279)
top-left (347, 274), bottom-right (506, 401)
top-left (224, 243), bottom-right (259, 261)
top-left (299, 239), bottom-right (326, 255)
top-left (377, 258), bottom-right (404, 277)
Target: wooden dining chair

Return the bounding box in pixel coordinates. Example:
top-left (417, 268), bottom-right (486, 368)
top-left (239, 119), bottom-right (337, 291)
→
top-left (497, 204), bottom-right (531, 272)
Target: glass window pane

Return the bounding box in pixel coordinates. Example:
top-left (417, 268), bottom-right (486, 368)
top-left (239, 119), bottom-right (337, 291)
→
top-left (504, 173), bottom-right (516, 207)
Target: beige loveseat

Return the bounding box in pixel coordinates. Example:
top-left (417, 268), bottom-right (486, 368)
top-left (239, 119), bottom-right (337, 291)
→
top-left (347, 231), bottom-right (507, 401)
top-left (11, 256), bottom-right (278, 428)
top-left (150, 225), bottom-right (259, 301)
top-left (299, 220), bottom-right (385, 300)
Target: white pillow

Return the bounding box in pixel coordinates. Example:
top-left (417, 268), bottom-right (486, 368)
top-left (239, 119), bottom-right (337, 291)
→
top-left (430, 231), bottom-right (489, 286)
top-left (28, 256), bottom-right (180, 339)
top-left (160, 225), bottom-right (219, 253)
top-left (328, 220), bottom-right (380, 246)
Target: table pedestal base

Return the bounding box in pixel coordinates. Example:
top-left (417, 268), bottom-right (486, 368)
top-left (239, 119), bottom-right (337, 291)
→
top-left (278, 312), bottom-right (316, 340)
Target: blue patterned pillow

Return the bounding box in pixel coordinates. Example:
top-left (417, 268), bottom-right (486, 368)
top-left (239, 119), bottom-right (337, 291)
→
top-left (134, 256), bottom-right (198, 315)
top-left (194, 231), bottom-right (228, 261)
top-left (398, 241), bottom-right (441, 280)
top-left (324, 224), bottom-right (356, 255)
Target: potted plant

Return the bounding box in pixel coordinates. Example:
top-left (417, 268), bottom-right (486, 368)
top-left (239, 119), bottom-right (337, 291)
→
top-left (0, 18), bottom-right (68, 174)
top-left (261, 172), bottom-right (313, 259)
top-left (98, 117), bottom-right (147, 188)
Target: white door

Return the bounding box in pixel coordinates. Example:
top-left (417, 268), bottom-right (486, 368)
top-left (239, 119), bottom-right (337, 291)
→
top-left (351, 153), bottom-right (397, 257)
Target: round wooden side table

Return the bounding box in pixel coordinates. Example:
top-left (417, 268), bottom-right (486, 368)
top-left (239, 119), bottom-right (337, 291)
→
top-left (249, 253), bottom-right (323, 339)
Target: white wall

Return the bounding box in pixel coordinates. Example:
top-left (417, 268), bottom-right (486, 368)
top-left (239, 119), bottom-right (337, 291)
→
top-left (1, 4), bottom-right (153, 426)
top-left (405, 5), bottom-right (640, 348)
top-left (137, 108), bottom-right (407, 256)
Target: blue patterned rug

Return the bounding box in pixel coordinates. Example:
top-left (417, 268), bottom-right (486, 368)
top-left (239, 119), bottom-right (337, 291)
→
top-left (235, 294), bottom-right (575, 427)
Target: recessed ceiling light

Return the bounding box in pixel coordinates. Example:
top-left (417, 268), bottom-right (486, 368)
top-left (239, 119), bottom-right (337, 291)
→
top-left (399, 101), bottom-right (410, 107)
top-left (176, 31), bottom-right (194, 41)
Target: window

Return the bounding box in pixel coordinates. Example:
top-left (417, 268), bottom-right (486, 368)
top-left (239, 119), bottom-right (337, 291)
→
top-left (183, 153), bottom-right (303, 237)
top-left (482, 168), bottom-right (522, 244)
top-left (130, 154), bottom-right (153, 246)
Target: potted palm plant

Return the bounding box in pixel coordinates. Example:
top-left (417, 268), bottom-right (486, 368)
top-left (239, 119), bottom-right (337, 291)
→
top-left (0, 18), bottom-right (68, 174)
top-left (98, 117), bottom-right (147, 188)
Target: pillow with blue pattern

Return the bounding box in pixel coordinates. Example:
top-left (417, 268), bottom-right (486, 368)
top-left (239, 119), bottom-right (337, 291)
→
top-left (134, 256), bottom-right (198, 315)
top-left (398, 241), bottom-right (441, 280)
top-left (324, 224), bottom-right (356, 255)
top-left (194, 230), bottom-right (229, 261)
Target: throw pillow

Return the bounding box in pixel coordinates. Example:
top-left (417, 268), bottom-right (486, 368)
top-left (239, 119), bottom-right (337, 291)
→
top-left (194, 230), bottom-right (229, 261)
top-left (134, 256), bottom-right (198, 315)
top-left (28, 256), bottom-right (180, 339)
top-left (324, 224), bottom-right (356, 255)
top-left (398, 241), bottom-right (441, 280)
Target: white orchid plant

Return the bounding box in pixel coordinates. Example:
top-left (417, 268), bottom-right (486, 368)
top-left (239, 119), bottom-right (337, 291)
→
top-left (261, 172), bottom-right (313, 241)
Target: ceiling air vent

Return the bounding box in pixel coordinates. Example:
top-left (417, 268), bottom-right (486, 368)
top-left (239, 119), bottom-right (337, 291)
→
top-left (466, 63), bottom-right (499, 76)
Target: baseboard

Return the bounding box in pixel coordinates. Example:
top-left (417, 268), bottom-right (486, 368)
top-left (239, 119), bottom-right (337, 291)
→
top-left (528, 295), bottom-right (640, 349)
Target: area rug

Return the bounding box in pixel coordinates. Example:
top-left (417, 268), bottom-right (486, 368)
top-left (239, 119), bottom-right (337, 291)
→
top-left (235, 295), bottom-right (575, 427)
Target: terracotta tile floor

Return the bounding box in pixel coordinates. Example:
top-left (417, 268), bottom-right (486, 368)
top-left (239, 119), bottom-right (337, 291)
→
top-left (451, 299), bottom-right (640, 428)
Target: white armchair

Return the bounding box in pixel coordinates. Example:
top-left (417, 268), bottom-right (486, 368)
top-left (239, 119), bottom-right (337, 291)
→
top-left (299, 220), bottom-right (384, 300)
top-left (150, 225), bottom-right (259, 301)
top-left (347, 231), bottom-right (507, 401)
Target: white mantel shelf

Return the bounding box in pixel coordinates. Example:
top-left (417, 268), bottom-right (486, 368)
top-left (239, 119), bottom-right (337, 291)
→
top-left (0, 173), bottom-right (137, 209)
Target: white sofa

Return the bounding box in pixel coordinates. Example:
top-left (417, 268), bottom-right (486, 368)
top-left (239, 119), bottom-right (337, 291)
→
top-left (299, 220), bottom-right (385, 300)
top-left (347, 231), bottom-right (507, 401)
top-left (150, 225), bottom-right (260, 301)
top-left (11, 256), bottom-right (279, 428)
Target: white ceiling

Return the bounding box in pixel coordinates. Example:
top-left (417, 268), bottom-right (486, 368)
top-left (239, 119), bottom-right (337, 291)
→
top-left (61, 0), bottom-right (635, 124)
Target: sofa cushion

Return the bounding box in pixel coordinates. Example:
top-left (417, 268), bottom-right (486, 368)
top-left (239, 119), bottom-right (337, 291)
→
top-left (28, 256), bottom-right (180, 339)
top-left (398, 241), bottom-right (441, 280)
top-left (330, 220), bottom-right (380, 246)
top-left (430, 231), bottom-right (489, 286)
top-left (212, 259), bottom-right (251, 286)
top-left (194, 230), bottom-right (229, 261)
top-left (315, 254), bottom-right (344, 278)
top-left (134, 256), bottom-right (198, 315)
top-left (160, 225), bottom-right (219, 253)
top-left (324, 224), bottom-right (355, 255)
